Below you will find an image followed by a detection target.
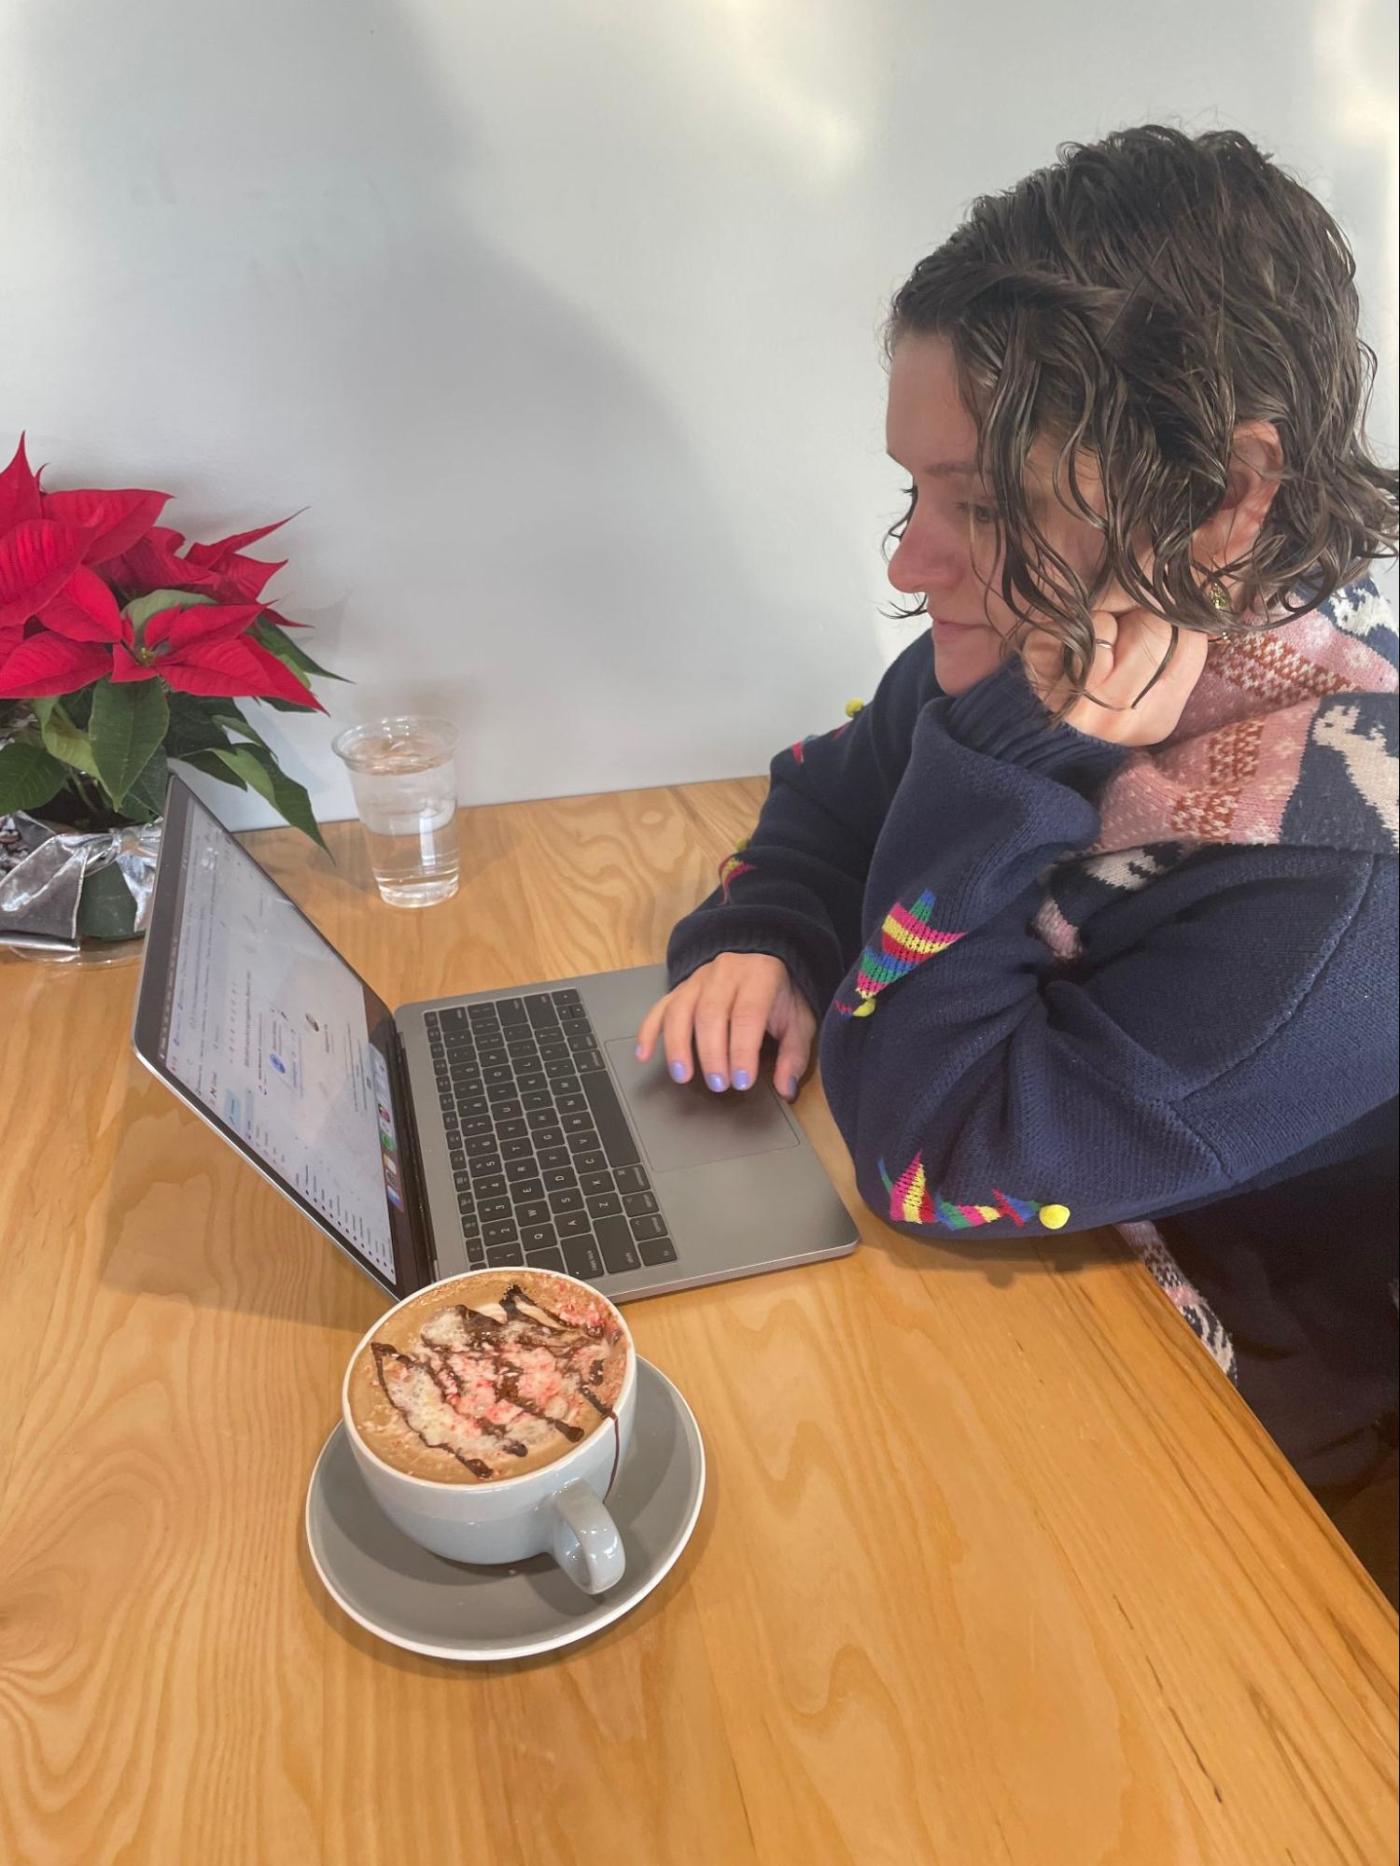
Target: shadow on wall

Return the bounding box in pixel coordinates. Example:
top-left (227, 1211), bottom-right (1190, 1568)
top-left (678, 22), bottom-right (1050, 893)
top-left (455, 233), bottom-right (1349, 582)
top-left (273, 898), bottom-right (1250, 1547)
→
top-left (9, 0), bottom-right (778, 814)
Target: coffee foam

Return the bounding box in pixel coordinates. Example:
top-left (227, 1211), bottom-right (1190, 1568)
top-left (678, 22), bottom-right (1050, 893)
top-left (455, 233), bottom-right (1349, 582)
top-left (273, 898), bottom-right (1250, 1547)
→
top-left (347, 1269), bottom-right (629, 1484)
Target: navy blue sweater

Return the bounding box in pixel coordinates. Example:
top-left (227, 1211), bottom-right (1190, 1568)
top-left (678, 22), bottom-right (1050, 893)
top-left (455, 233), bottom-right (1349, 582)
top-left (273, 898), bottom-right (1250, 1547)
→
top-left (667, 638), bottom-right (1399, 1486)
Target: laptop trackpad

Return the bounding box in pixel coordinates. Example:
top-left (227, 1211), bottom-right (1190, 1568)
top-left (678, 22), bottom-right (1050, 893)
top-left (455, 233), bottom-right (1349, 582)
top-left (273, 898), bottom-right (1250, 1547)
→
top-left (604, 1040), bottom-right (800, 1174)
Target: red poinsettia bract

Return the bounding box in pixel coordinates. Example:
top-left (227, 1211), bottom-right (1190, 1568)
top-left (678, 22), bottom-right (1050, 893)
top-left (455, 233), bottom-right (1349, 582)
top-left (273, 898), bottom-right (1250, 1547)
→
top-left (0, 435), bottom-right (320, 709)
top-left (112, 603), bottom-right (323, 706)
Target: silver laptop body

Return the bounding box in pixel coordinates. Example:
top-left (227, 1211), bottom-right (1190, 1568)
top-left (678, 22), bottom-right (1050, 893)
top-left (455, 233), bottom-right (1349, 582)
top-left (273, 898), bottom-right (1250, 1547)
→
top-left (133, 777), bottom-right (857, 1306)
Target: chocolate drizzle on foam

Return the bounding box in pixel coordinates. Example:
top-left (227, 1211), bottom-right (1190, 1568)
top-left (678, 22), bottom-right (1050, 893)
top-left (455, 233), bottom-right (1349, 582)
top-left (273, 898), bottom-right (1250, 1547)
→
top-left (371, 1282), bottom-right (623, 1483)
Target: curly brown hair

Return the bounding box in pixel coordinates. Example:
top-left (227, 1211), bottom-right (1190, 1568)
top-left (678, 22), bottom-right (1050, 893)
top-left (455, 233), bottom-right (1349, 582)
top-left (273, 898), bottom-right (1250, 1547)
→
top-left (886, 124), bottom-right (1399, 693)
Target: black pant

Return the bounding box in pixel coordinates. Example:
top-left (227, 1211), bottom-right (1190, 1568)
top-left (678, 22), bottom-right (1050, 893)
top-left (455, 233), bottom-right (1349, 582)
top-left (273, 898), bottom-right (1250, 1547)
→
top-left (1159, 1144), bottom-right (1398, 1490)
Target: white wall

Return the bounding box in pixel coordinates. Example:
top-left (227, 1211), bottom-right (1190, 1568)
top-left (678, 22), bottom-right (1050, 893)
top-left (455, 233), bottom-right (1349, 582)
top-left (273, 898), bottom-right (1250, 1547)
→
top-left (5, 0), bottom-right (1396, 829)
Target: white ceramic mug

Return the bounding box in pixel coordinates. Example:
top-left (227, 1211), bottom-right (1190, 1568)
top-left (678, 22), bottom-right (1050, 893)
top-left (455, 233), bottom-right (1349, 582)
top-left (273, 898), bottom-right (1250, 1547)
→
top-left (342, 1271), bottom-right (636, 1595)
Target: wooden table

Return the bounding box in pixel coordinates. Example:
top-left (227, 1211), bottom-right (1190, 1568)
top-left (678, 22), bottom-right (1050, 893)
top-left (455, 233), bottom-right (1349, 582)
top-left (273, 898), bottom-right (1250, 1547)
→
top-left (2, 780), bottom-right (1396, 1866)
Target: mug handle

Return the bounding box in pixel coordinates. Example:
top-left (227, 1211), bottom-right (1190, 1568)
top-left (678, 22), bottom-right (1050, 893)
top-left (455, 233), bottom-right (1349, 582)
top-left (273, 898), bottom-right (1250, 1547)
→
top-left (550, 1479), bottom-right (626, 1594)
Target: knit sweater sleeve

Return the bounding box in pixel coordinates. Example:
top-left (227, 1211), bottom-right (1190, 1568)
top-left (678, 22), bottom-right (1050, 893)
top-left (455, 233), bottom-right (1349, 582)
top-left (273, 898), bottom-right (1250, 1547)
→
top-left (666, 635), bottom-right (937, 1013)
top-left (820, 663), bottom-right (1400, 1238)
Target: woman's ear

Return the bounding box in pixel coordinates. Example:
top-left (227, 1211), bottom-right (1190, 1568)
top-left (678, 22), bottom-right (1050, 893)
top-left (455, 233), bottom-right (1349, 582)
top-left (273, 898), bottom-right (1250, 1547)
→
top-left (1192, 419), bottom-right (1284, 569)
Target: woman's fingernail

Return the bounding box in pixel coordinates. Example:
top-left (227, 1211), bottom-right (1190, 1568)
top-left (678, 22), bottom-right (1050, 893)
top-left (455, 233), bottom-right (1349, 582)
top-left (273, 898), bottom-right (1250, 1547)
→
top-left (733, 1069), bottom-right (752, 1090)
top-left (670, 1060), bottom-right (689, 1082)
top-left (784, 1076), bottom-right (799, 1099)
top-left (706, 1072), bottom-right (728, 1093)
top-left (634, 1044), bottom-right (646, 1061)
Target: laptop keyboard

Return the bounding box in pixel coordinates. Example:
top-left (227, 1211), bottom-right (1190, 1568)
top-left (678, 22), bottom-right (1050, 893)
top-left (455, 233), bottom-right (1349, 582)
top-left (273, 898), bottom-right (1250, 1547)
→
top-left (426, 990), bottom-right (678, 1283)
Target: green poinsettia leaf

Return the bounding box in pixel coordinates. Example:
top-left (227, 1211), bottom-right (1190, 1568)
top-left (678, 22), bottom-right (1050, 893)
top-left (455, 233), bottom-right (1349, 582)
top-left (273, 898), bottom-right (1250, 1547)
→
top-left (213, 744), bottom-right (329, 852)
top-left (32, 698), bottom-right (101, 778)
top-left (163, 693), bottom-right (239, 760)
top-left (122, 588), bottom-right (216, 638)
top-left (179, 749), bottom-right (248, 790)
top-left (0, 737), bottom-right (68, 815)
top-left (89, 679), bottom-right (169, 807)
top-left (204, 701), bottom-right (271, 750)
top-left (252, 620), bottom-right (346, 683)
top-left (121, 746), bottom-right (171, 823)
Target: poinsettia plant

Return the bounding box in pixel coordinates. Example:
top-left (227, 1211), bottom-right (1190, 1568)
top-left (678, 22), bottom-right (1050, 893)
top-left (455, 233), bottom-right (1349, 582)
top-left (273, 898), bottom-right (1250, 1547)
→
top-left (0, 435), bottom-right (336, 848)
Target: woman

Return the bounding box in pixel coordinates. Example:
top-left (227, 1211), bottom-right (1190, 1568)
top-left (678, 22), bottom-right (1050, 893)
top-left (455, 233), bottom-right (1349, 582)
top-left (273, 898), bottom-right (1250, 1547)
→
top-left (637, 125), bottom-right (1399, 1497)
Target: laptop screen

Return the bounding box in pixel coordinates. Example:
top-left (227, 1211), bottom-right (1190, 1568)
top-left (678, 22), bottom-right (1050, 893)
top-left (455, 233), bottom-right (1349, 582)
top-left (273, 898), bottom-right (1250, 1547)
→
top-left (132, 778), bottom-right (425, 1298)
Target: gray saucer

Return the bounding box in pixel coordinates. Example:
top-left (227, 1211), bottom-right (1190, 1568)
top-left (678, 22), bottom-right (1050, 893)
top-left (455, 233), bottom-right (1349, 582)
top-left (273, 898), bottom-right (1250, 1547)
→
top-left (305, 1357), bottom-right (705, 1660)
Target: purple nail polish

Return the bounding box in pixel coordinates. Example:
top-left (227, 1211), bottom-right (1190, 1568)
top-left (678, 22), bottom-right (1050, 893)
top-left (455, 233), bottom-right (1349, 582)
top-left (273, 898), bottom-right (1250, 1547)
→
top-left (634, 1044), bottom-right (645, 1061)
top-left (784, 1076), bottom-right (799, 1099)
top-left (733, 1069), bottom-right (752, 1090)
top-left (670, 1060), bottom-right (689, 1082)
top-left (706, 1072), bottom-right (728, 1093)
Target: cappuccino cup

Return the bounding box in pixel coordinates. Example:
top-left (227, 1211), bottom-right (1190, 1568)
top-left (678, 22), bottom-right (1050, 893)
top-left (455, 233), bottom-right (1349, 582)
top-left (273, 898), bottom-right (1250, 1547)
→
top-left (343, 1268), bottom-right (636, 1594)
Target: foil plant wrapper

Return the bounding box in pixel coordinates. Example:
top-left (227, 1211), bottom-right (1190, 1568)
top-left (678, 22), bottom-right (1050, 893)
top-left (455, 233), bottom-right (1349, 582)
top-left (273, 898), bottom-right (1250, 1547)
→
top-left (0, 813), bottom-right (163, 952)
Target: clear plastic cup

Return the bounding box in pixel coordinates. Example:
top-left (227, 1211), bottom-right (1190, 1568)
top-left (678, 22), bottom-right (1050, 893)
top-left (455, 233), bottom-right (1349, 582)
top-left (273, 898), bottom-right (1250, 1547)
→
top-left (332, 716), bottom-right (461, 908)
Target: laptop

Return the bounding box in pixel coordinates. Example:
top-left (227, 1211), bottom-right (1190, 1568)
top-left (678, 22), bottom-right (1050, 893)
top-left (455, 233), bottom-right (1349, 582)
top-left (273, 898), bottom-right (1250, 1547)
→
top-left (131, 776), bottom-right (858, 1304)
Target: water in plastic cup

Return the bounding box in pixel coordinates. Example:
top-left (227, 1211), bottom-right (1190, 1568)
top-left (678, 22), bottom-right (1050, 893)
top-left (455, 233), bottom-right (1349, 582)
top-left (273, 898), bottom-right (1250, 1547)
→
top-left (332, 717), bottom-right (461, 907)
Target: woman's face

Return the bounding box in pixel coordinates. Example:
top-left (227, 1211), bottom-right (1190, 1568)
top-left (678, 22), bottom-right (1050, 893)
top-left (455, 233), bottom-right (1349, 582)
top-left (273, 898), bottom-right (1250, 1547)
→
top-left (884, 332), bottom-right (1113, 696)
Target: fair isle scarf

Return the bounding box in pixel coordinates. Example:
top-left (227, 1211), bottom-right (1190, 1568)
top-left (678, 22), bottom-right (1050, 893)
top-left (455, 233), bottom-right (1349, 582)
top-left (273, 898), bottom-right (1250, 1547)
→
top-left (1034, 576), bottom-right (1399, 962)
top-left (1031, 575), bottom-right (1399, 1377)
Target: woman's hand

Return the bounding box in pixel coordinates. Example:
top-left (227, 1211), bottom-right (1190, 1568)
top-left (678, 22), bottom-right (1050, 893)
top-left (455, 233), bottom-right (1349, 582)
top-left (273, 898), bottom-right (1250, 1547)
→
top-left (635, 953), bottom-right (817, 1100)
top-left (1019, 605), bottom-right (1211, 747)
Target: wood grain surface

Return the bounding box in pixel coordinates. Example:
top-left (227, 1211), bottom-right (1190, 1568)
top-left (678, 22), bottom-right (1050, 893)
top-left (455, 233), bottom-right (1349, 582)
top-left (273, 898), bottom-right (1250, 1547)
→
top-left (1, 779), bottom-right (1395, 1866)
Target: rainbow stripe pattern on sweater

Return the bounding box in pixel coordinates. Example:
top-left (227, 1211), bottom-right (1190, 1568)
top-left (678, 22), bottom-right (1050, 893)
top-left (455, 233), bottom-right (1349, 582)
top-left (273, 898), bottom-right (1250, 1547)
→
top-left (878, 1153), bottom-right (1070, 1231)
top-left (834, 889), bottom-right (963, 1017)
top-left (789, 700), bottom-right (864, 765)
top-left (718, 853), bottom-right (755, 902)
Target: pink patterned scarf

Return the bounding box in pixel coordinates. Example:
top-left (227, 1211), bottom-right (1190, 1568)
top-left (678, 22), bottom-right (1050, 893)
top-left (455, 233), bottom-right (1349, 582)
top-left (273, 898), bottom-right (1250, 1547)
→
top-left (1029, 575), bottom-right (1397, 1366)
top-left (1035, 576), bottom-right (1398, 959)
